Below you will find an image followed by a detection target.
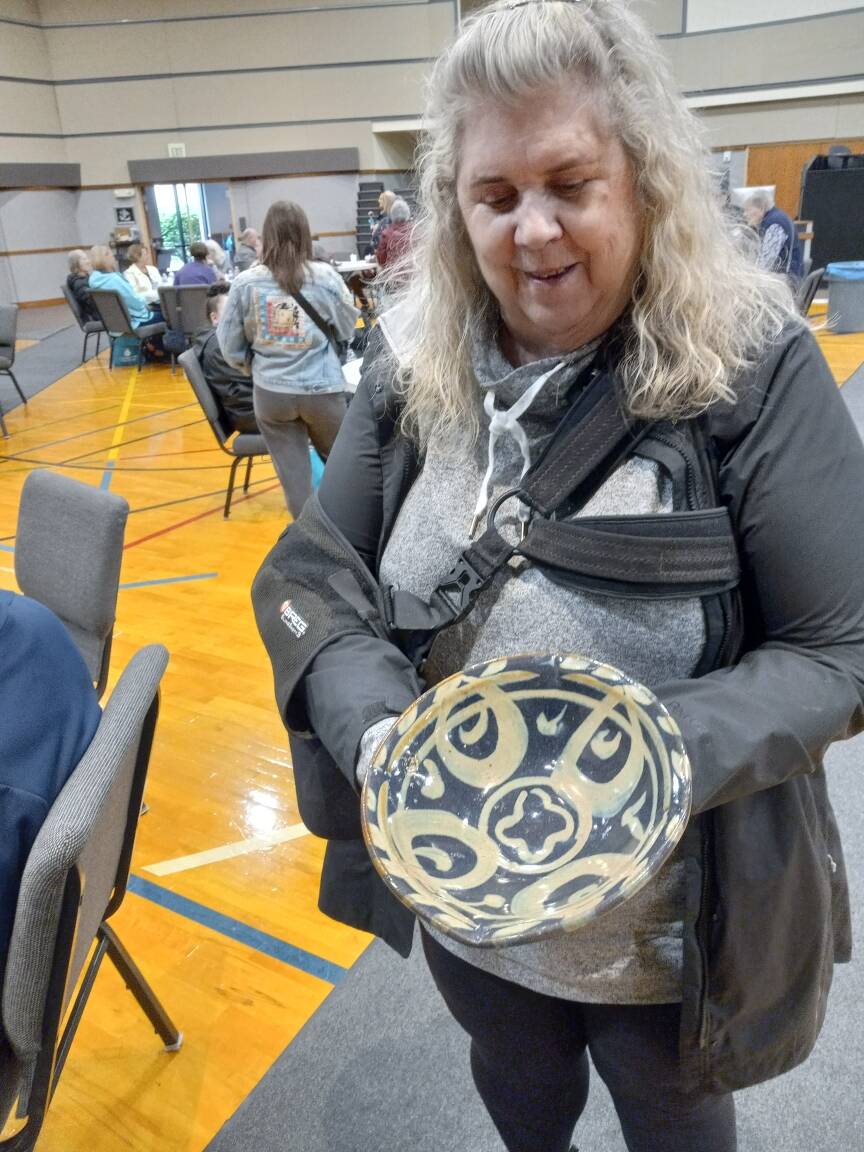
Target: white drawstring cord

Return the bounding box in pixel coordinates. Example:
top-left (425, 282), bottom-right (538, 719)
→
top-left (469, 361), bottom-right (566, 539)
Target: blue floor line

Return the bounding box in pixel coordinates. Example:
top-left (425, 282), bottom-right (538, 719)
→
top-left (128, 875), bottom-right (347, 986)
top-left (100, 459), bottom-right (115, 490)
top-left (119, 571), bottom-right (218, 590)
top-left (0, 543), bottom-right (13, 553)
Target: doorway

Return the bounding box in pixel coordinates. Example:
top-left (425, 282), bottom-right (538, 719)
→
top-left (143, 182), bottom-right (233, 269)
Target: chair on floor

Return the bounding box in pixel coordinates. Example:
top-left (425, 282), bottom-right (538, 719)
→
top-left (178, 348), bottom-right (269, 518)
top-left (0, 645), bottom-right (181, 1151)
top-left (796, 266), bottom-right (825, 317)
top-left (88, 289), bottom-right (166, 369)
top-left (15, 470), bottom-right (129, 698)
top-left (0, 305), bottom-right (28, 438)
top-left (60, 282), bottom-right (106, 363)
top-left (157, 284), bottom-right (210, 372)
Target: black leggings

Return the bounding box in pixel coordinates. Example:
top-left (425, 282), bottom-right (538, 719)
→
top-left (421, 929), bottom-right (737, 1152)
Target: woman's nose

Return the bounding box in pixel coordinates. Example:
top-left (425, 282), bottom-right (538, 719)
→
top-left (513, 196), bottom-right (563, 249)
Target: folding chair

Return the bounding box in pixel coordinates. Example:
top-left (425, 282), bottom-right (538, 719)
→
top-left (0, 645), bottom-right (180, 1151)
top-left (178, 348), bottom-right (269, 518)
top-left (15, 471), bottom-right (129, 698)
top-left (796, 266), bottom-right (825, 317)
top-left (60, 283), bottom-right (105, 363)
top-left (157, 284), bottom-right (210, 372)
top-left (0, 305), bottom-right (28, 438)
top-left (88, 290), bottom-right (166, 369)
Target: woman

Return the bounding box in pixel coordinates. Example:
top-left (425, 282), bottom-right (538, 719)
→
top-left (65, 249), bottom-right (99, 322)
top-left (123, 243), bottom-right (161, 304)
top-left (88, 245), bottom-right (152, 329)
top-left (205, 238), bottom-right (232, 277)
top-left (252, 4), bottom-right (864, 1151)
top-left (218, 200), bottom-right (357, 516)
top-left (370, 189), bottom-right (396, 253)
top-left (376, 197), bottom-right (411, 268)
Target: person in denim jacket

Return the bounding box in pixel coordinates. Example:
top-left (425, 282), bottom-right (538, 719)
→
top-left (218, 200), bottom-right (358, 516)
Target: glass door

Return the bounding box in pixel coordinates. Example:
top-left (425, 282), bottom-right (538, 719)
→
top-left (152, 183), bottom-right (210, 264)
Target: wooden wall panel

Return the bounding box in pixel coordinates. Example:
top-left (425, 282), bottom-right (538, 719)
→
top-left (747, 138), bottom-right (864, 218)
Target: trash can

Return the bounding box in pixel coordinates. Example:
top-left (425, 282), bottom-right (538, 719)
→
top-left (826, 262), bottom-right (864, 333)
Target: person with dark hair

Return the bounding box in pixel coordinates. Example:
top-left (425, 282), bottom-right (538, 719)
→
top-left (66, 249), bottom-right (99, 323)
top-left (218, 200), bottom-right (357, 516)
top-left (174, 241), bottom-right (218, 287)
top-left (0, 590), bottom-right (101, 1069)
top-left (192, 283), bottom-right (258, 435)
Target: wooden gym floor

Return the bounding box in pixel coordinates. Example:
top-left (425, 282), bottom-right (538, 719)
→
top-left (0, 316), bottom-right (862, 1151)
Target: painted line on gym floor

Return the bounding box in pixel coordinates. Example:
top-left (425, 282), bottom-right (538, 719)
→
top-left (78, 420), bottom-right (205, 467)
top-left (0, 401), bottom-right (198, 460)
top-left (98, 369), bottom-right (139, 488)
top-left (0, 543), bottom-right (13, 552)
top-left (119, 571), bottom-right (218, 591)
top-left (127, 875), bottom-right (346, 985)
top-left (124, 481), bottom-right (283, 549)
top-left (143, 823), bottom-right (310, 877)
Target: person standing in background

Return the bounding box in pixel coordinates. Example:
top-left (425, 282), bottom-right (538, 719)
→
top-left (218, 200), bottom-right (357, 517)
top-left (234, 228), bottom-right (260, 273)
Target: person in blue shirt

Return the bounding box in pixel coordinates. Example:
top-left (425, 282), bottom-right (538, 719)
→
top-left (88, 245), bottom-right (155, 327)
top-left (743, 192), bottom-right (804, 283)
top-left (0, 590), bottom-right (101, 1066)
top-left (173, 242), bottom-right (219, 287)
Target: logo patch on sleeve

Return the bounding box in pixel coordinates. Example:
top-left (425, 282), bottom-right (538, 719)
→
top-left (280, 599), bottom-right (308, 637)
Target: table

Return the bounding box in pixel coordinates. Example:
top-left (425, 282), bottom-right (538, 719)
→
top-left (336, 259), bottom-right (377, 276)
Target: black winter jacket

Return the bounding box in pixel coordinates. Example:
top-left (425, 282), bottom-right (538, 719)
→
top-left (252, 323), bottom-right (864, 1092)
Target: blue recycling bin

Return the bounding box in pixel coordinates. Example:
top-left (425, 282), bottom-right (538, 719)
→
top-left (826, 262), bottom-right (864, 333)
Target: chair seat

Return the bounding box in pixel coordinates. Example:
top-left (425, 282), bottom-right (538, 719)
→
top-left (83, 320), bottom-right (105, 334)
top-left (231, 433), bottom-right (267, 455)
top-left (135, 322), bottom-right (167, 339)
top-left (0, 355), bottom-right (12, 369)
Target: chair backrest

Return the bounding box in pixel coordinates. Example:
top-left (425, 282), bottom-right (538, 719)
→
top-left (15, 471), bottom-right (129, 697)
top-left (158, 285), bottom-right (210, 336)
top-left (0, 303), bottom-right (18, 362)
top-left (155, 249), bottom-right (173, 275)
top-left (178, 347), bottom-right (232, 448)
top-left (796, 266), bottom-right (824, 316)
top-left (1, 645), bottom-right (168, 1126)
top-left (60, 282), bottom-right (85, 331)
top-left (88, 289), bottom-right (133, 337)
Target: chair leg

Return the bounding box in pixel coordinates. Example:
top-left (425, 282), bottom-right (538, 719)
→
top-left (82, 331), bottom-right (89, 363)
top-left (109, 336), bottom-right (116, 368)
top-left (7, 369), bottom-right (26, 405)
top-left (243, 456), bottom-right (253, 492)
top-left (101, 923), bottom-right (183, 1051)
top-left (137, 340), bottom-right (145, 369)
top-left (0, 403), bottom-right (8, 438)
top-left (225, 456), bottom-right (242, 518)
top-left (95, 331), bottom-right (101, 356)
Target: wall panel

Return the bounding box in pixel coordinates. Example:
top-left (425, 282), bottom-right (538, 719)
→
top-left (231, 174), bottom-right (359, 237)
top-left (699, 94), bottom-right (864, 149)
top-left (686, 0), bottom-right (862, 34)
top-left (0, 79), bottom-right (62, 136)
top-left (0, 189), bottom-right (80, 249)
top-left (0, 23), bottom-right (54, 80)
top-left (746, 136), bottom-right (864, 217)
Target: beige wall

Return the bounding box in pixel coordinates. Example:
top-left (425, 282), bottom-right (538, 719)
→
top-left (0, 1), bottom-right (861, 185)
top-left (686, 0), bottom-right (862, 33)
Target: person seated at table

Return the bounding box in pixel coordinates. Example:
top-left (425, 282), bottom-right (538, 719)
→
top-left (205, 239), bottom-right (232, 276)
top-left (88, 245), bottom-right (154, 328)
top-left (66, 249), bottom-right (99, 323)
top-left (376, 198), bottom-right (411, 268)
top-left (123, 243), bottom-right (161, 304)
top-left (173, 242), bottom-right (219, 287)
top-left (234, 228), bottom-right (260, 273)
top-left (742, 191), bottom-right (803, 283)
top-left (192, 283), bottom-right (257, 435)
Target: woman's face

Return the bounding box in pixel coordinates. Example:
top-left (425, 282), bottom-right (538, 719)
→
top-left (456, 85), bottom-right (643, 364)
top-left (79, 254), bottom-right (92, 275)
top-left (138, 246), bottom-right (150, 265)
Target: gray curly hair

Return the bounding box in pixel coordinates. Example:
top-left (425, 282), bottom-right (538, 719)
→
top-left (384, 0), bottom-right (798, 447)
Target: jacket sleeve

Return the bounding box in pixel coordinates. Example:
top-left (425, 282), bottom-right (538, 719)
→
top-left (656, 327), bottom-right (864, 813)
top-left (217, 280), bottom-right (252, 373)
top-left (321, 267), bottom-right (360, 342)
top-left (252, 355), bottom-right (423, 786)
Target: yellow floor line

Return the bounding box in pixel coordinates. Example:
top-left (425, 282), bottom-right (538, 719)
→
top-left (142, 823), bottom-right (310, 876)
top-left (105, 369), bottom-right (139, 463)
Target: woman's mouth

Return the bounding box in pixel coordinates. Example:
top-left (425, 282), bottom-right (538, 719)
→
top-left (522, 263), bottom-right (578, 284)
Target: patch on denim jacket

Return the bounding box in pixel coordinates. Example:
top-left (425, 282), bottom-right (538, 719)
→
top-left (254, 290), bottom-right (314, 350)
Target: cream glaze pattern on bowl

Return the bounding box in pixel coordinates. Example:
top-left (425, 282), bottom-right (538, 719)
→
top-left (361, 653), bottom-right (692, 947)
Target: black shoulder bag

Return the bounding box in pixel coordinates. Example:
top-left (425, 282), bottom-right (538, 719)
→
top-left (293, 288), bottom-right (350, 365)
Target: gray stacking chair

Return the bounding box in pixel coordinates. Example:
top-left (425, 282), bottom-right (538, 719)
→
top-left (157, 284), bottom-right (210, 372)
top-left (0, 304), bottom-right (28, 438)
top-left (178, 348), bottom-right (269, 518)
top-left (0, 645), bottom-right (181, 1151)
top-left (88, 289), bottom-right (166, 369)
top-left (15, 471), bottom-right (129, 698)
top-left (60, 282), bottom-right (105, 363)
top-left (796, 266), bottom-right (825, 317)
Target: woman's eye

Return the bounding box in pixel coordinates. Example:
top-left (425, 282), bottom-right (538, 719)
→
top-left (555, 182), bottom-right (586, 198)
top-left (482, 191), bottom-right (517, 212)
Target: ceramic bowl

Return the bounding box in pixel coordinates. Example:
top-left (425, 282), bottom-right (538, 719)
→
top-left (361, 653), bottom-right (691, 947)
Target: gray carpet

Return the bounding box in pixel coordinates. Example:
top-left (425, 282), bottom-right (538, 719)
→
top-left (207, 363), bottom-right (864, 1152)
top-left (0, 323), bottom-right (93, 417)
top-left (207, 733), bottom-right (864, 1152)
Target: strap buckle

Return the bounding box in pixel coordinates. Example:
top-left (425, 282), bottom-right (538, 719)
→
top-left (429, 553), bottom-right (487, 623)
